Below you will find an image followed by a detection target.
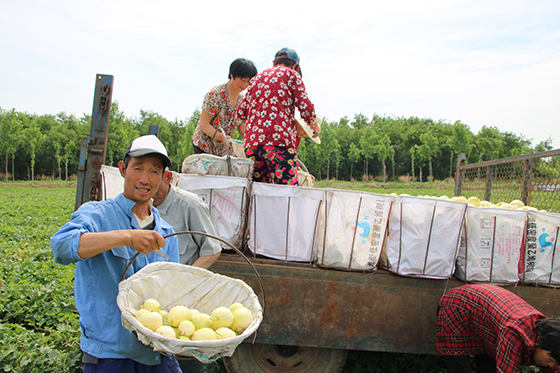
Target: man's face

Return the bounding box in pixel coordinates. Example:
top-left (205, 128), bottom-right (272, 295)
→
top-left (152, 171), bottom-right (172, 207)
top-left (534, 347), bottom-right (558, 368)
top-left (118, 155), bottom-right (164, 204)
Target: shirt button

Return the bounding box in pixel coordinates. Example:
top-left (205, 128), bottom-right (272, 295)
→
top-left (155, 355), bottom-right (160, 361)
top-left (83, 342), bottom-right (88, 347)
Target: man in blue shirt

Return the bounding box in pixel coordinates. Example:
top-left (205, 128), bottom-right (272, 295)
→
top-left (51, 135), bottom-right (182, 373)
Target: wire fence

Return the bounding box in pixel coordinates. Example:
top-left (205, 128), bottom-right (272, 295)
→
top-left (454, 149), bottom-right (560, 213)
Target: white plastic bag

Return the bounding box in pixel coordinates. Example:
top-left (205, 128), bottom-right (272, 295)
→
top-left (383, 196), bottom-right (467, 279)
top-left (182, 154), bottom-right (254, 180)
top-left (248, 182), bottom-right (324, 262)
top-left (117, 262), bottom-right (263, 363)
top-left (317, 189), bottom-right (393, 271)
top-left (100, 165), bottom-right (124, 200)
top-left (176, 174), bottom-right (250, 250)
top-left (455, 206), bottom-right (527, 284)
top-left (522, 210), bottom-right (560, 286)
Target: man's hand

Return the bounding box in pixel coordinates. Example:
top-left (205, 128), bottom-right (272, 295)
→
top-left (78, 230), bottom-right (166, 259)
top-left (128, 230), bottom-right (166, 255)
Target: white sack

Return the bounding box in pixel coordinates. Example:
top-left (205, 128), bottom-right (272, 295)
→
top-left (522, 210), bottom-right (560, 286)
top-left (181, 154), bottom-right (254, 179)
top-left (383, 196), bottom-right (467, 279)
top-left (249, 183), bottom-right (324, 262)
top-left (455, 207), bottom-right (527, 284)
top-left (317, 189), bottom-right (394, 271)
top-left (100, 165), bottom-right (124, 200)
top-left (117, 262), bottom-right (263, 363)
top-left (176, 174), bottom-right (250, 250)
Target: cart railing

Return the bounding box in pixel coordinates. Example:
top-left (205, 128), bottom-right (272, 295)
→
top-left (454, 149), bottom-right (560, 212)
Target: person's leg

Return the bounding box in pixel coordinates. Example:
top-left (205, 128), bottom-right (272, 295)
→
top-left (443, 355), bottom-right (472, 373)
top-left (178, 358), bottom-right (202, 373)
top-left (85, 356), bottom-right (182, 373)
top-left (264, 146), bottom-right (298, 185)
top-left (246, 146), bottom-right (269, 183)
top-left (474, 354), bottom-right (497, 373)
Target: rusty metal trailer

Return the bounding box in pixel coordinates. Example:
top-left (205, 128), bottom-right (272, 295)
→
top-left (76, 74), bottom-right (560, 373)
top-left (209, 254), bottom-right (560, 372)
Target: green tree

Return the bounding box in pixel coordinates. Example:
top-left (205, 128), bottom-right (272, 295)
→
top-left (417, 132), bottom-right (439, 182)
top-left (0, 109), bottom-right (23, 183)
top-left (409, 146), bottom-right (416, 181)
top-left (374, 135), bottom-right (393, 184)
top-left (22, 118), bottom-right (46, 183)
top-left (359, 127), bottom-right (377, 179)
top-left (321, 123), bottom-right (341, 180)
top-left (106, 102), bottom-right (137, 166)
top-left (348, 143), bottom-right (361, 181)
top-left (446, 120), bottom-right (474, 178)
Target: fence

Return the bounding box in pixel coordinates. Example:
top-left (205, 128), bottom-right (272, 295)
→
top-left (454, 149), bottom-right (560, 213)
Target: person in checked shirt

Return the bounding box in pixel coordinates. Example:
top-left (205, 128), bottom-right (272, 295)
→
top-left (436, 284), bottom-right (560, 373)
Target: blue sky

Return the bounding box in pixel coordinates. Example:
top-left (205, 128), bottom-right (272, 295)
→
top-left (1, 0), bottom-right (559, 148)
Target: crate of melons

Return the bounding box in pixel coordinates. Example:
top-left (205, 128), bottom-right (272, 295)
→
top-left (117, 261), bottom-right (263, 362)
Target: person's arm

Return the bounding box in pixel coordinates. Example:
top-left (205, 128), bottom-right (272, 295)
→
top-left (191, 252), bottom-right (221, 269)
top-left (292, 73), bottom-right (320, 137)
top-left (237, 121), bottom-right (246, 137)
top-left (78, 230), bottom-right (166, 259)
top-left (198, 110), bottom-right (228, 143)
top-left (495, 328), bottom-right (526, 373)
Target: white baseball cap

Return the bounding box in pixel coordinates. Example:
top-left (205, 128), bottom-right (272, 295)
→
top-left (124, 135), bottom-right (171, 168)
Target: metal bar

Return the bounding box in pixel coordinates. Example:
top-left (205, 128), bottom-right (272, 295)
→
top-left (486, 165), bottom-right (493, 201)
top-left (522, 158), bottom-right (534, 206)
top-left (148, 125), bottom-right (160, 136)
top-left (454, 153), bottom-right (466, 196)
top-left (349, 196), bottom-right (363, 270)
top-left (489, 216), bottom-right (497, 282)
top-left (457, 149), bottom-right (560, 170)
top-left (74, 74), bottom-right (114, 210)
top-left (285, 197), bottom-right (291, 262)
top-left (548, 228), bottom-right (559, 285)
top-left (422, 205), bottom-right (437, 275)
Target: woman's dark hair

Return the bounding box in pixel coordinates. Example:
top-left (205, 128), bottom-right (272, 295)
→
top-left (535, 318), bottom-right (560, 362)
top-left (229, 58), bottom-right (258, 80)
top-left (273, 51), bottom-right (302, 76)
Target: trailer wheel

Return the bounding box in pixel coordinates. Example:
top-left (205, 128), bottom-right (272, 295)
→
top-left (223, 343), bottom-right (347, 373)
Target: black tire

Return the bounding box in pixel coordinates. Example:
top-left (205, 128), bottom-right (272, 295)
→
top-left (223, 343), bottom-right (348, 373)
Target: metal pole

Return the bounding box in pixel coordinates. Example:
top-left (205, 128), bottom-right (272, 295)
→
top-left (75, 74), bottom-right (114, 210)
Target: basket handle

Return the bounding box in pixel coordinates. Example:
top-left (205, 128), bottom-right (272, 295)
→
top-left (210, 127), bottom-right (235, 156)
top-left (120, 231), bottom-right (266, 313)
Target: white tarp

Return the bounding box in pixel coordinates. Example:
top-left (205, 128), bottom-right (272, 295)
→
top-left (522, 210), bottom-right (560, 286)
top-left (100, 165), bottom-right (124, 200)
top-left (181, 154), bottom-right (254, 180)
top-left (117, 262), bottom-right (263, 363)
top-left (383, 196), bottom-right (467, 279)
top-left (455, 207), bottom-right (527, 284)
top-left (317, 189), bottom-right (394, 271)
top-left (249, 182), bottom-right (324, 262)
top-left (176, 174), bottom-right (250, 250)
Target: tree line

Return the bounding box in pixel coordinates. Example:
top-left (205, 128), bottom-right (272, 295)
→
top-left (0, 104), bottom-right (555, 183)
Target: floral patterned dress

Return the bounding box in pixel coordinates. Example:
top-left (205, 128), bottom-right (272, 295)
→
top-left (192, 83), bottom-right (243, 156)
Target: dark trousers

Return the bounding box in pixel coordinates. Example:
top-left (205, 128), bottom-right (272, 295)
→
top-left (178, 358), bottom-right (201, 373)
top-left (444, 354), bottom-right (497, 373)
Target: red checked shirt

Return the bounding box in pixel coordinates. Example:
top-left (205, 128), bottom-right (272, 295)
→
top-left (436, 284), bottom-right (559, 373)
top-left (237, 65), bottom-right (317, 149)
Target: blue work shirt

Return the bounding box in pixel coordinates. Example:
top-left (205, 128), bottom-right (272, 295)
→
top-left (51, 193), bottom-right (179, 366)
